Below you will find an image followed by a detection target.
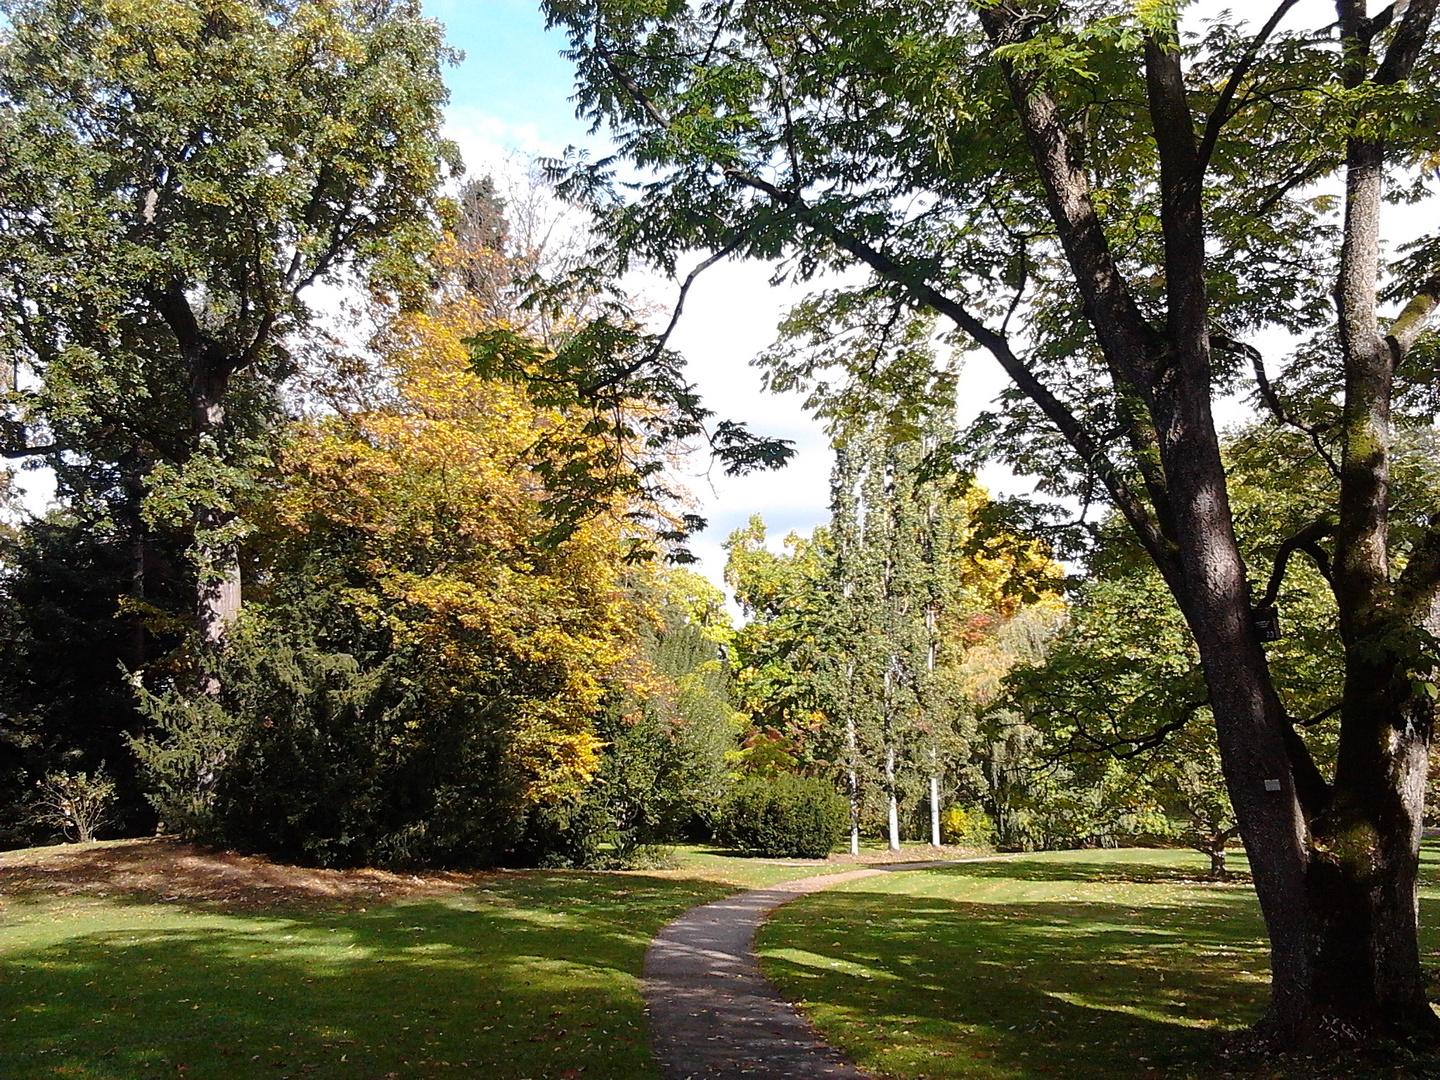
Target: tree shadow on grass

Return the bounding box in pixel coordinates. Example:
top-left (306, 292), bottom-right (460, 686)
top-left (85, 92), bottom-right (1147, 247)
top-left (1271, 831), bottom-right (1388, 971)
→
top-left (927, 854), bottom-right (1253, 887)
top-left (761, 885), bottom-right (1270, 1080)
top-left (762, 881), bottom-right (1440, 1080)
top-left (0, 872), bottom-right (733, 1080)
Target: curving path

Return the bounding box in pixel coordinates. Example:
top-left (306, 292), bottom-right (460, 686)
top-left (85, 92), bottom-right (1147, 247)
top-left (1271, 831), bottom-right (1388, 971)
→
top-left (642, 861), bottom-right (964, 1080)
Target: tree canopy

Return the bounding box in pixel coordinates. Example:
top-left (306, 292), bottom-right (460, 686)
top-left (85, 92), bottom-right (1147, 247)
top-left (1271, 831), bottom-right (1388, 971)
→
top-left (0, 0), bottom-right (459, 665)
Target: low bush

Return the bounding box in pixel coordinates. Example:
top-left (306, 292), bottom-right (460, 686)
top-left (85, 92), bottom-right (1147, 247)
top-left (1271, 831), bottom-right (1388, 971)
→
top-left (940, 803), bottom-right (997, 848)
top-left (717, 774), bottom-right (847, 858)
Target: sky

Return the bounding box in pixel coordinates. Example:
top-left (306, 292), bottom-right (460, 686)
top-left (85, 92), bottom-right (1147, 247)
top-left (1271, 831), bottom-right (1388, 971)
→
top-left (427, 1), bottom-right (1014, 598)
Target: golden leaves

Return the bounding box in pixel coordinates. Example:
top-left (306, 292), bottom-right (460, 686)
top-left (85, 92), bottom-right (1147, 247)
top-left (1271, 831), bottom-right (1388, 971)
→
top-left (261, 300), bottom-right (645, 802)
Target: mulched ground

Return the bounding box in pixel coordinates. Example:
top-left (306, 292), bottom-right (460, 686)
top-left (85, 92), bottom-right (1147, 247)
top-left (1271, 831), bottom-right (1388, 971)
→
top-left (0, 837), bottom-right (486, 909)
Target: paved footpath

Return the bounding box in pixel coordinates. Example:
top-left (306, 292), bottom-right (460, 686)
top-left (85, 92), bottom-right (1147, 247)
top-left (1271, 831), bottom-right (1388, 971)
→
top-left (642, 861), bottom-right (965, 1080)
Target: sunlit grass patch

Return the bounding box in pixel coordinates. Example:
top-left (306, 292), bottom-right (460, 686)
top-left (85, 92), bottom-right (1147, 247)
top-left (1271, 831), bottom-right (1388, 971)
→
top-left (0, 869), bottom-right (732, 1080)
top-left (758, 845), bottom-right (1440, 1080)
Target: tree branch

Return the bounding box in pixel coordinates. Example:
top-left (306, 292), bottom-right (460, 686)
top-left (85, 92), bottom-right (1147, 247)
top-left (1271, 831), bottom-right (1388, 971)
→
top-left (1, 442), bottom-right (62, 458)
top-left (578, 227), bottom-right (760, 399)
top-left (1292, 702), bottom-right (1342, 727)
top-left (1259, 516), bottom-right (1338, 609)
top-left (1374, 0), bottom-right (1440, 85)
top-left (1386, 272), bottom-right (1440, 358)
top-left (979, 4), bottom-right (1165, 396)
top-left (1196, 0), bottom-right (1303, 173)
top-left (1281, 723), bottom-right (1331, 819)
top-left (1214, 333), bottom-right (1342, 475)
top-left (1051, 709), bottom-right (1198, 761)
top-left (1395, 513), bottom-right (1440, 623)
top-left (598, 41), bottom-right (1178, 580)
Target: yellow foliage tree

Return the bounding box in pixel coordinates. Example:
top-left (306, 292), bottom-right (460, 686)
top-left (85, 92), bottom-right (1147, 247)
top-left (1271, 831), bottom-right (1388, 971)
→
top-left (135, 291), bottom-right (656, 867)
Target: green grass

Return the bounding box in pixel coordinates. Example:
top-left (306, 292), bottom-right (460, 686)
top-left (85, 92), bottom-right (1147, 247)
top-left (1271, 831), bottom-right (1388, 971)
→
top-left (0, 865), bottom-right (734, 1080)
top-left (0, 840), bottom-right (877, 1080)
top-left (757, 845), bottom-right (1440, 1080)
top-left (11, 841), bottom-right (1440, 1080)
top-left (654, 844), bottom-right (944, 889)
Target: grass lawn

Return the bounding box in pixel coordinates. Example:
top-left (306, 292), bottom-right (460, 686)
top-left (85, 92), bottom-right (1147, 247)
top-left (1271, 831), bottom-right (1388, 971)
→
top-left (11, 840), bottom-right (1440, 1080)
top-left (0, 835), bottom-right (888, 1080)
top-left (757, 845), bottom-right (1440, 1080)
top-left (2, 838), bottom-right (837, 1080)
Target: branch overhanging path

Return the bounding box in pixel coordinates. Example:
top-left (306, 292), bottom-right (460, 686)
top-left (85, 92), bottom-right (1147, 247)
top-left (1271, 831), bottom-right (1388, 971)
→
top-left (642, 857), bottom-right (1016, 1079)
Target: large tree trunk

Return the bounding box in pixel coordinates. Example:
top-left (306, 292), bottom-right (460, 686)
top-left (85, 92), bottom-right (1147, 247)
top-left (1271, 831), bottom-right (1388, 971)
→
top-left (1155, 376), bottom-right (1323, 1042)
top-left (189, 359), bottom-right (241, 697)
top-left (1301, 645), bottom-right (1438, 1037)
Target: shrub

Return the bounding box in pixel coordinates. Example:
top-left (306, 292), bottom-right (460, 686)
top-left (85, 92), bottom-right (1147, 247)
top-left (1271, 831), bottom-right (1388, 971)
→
top-left (717, 774), bottom-right (847, 858)
top-left (940, 803), bottom-right (997, 848)
top-left (33, 767), bottom-right (117, 843)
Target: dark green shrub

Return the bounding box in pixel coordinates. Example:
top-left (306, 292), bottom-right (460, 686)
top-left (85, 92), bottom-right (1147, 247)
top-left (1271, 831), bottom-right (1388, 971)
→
top-left (717, 774), bottom-right (847, 858)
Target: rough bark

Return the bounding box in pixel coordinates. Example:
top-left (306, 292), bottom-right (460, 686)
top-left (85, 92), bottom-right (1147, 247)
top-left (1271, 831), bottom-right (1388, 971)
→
top-left (977, 0), bottom-right (1440, 1047)
top-left (189, 361), bottom-right (241, 652)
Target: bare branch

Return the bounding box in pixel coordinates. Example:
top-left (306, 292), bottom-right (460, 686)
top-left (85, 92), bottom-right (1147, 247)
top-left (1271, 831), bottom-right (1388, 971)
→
top-left (1213, 333), bottom-right (1342, 476)
top-left (578, 228), bottom-right (759, 399)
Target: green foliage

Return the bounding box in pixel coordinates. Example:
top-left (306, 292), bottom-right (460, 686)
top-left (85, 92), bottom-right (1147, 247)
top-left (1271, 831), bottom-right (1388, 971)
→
top-left (133, 595), bottom-right (544, 867)
top-left (0, 0), bottom-right (459, 666)
top-left (938, 803), bottom-right (996, 848)
top-left (0, 508), bottom-right (187, 848)
top-left (984, 421), bottom-right (1424, 861)
top-left (716, 773), bottom-right (849, 858)
top-left (129, 684), bottom-right (240, 843)
top-left (539, 575), bottom-right (744, 868)
top-left (726, 404), bottom-right (1064, 849)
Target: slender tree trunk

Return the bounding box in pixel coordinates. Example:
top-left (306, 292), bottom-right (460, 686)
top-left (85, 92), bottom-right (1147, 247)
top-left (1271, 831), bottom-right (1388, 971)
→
top-left (930, 773), bottom-right (941, 847)
top-left (847, 718), bottom-right (860, 856)
top-left (885, 744), bottom-right (900, 851)
top-left (849, 770), bottom-right (861, 856)
top-left (927, 619), bottom-right (941, 847)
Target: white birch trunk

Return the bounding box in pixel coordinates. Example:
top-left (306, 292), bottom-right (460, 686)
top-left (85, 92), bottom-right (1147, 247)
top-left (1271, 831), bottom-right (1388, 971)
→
top-left (885, 744), bottom-right (900, 851)
top-left (930, 773), bottom-right (942, 847)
